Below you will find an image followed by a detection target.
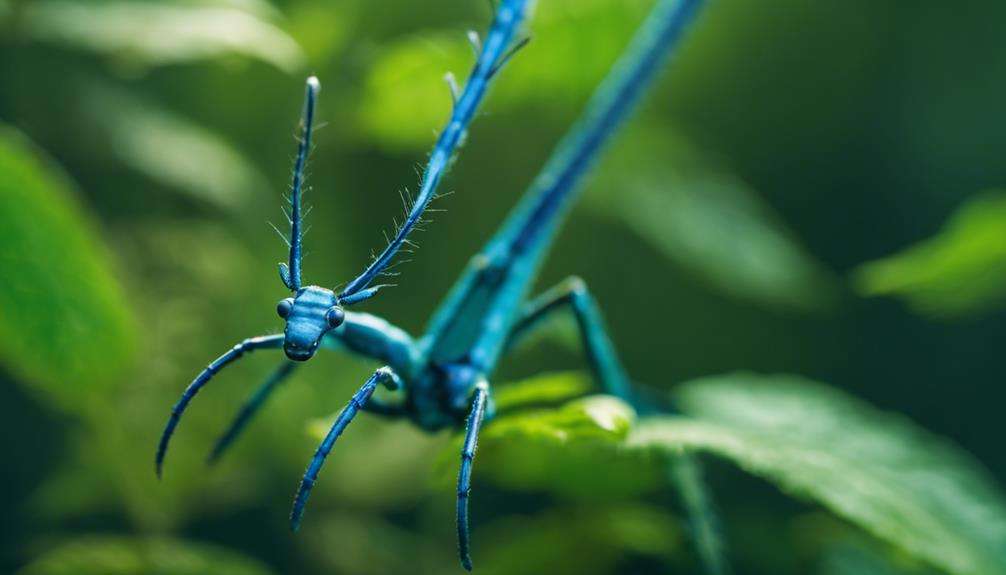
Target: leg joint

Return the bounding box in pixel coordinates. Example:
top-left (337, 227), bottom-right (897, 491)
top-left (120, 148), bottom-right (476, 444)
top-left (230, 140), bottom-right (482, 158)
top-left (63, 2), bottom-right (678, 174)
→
top-left (562, 275), bottom-right (587, 296)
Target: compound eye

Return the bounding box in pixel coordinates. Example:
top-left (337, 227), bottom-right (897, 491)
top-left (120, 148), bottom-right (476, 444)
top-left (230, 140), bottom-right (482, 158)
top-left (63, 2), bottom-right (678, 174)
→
top-left (277, 298), bottom-right (294, 319)
top-left (326, 306), bottom-right (345, 328)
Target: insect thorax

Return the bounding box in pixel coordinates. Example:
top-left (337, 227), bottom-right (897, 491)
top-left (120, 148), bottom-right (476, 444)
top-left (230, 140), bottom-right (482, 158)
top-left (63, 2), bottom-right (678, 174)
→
top-left (408, 362), bottom-right (489, 431)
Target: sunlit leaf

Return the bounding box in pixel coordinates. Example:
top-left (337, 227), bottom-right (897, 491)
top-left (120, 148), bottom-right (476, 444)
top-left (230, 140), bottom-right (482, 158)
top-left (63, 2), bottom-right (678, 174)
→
top-left (0, 125), bottom-right (136, 407)
top-left (590, 125), bottom-right (836, 312)
top-left (432, 372), bottom-right (661, 499)
top-left (359, 0), bottom-right (651, 149)
top-left (484, 391), bottom-right (635, 444)
top-left (493, 370), bottom-right (592, 412)
top-left (84, 82), bottom-right (268, 208)
top-left (628, 373), bottom-right (1006, 575)
top-left (18, 535), bottom-right (274, 575)
top-left (22, 1), bottom-right (304, 72)
top-left (852, 191), bottom-right (1006, 318)
top-left (188, 0), bottom-right (282, 20)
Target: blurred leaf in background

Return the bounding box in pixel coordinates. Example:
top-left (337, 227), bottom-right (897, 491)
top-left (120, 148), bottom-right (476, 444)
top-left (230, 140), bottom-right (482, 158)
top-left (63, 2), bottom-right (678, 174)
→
top-left (589, 124), bottom-right (838, 312)
top-left (853, 191), bottom-right (1006, 319)
top-left (19, 0), bottom-right (303, 73)
top-left (819, 540), bottom-right (938, 575)
top-left (478, 504), bottom-right (683, 575)
top-left (81, 80), bottom-right (270, 209)
top-left (358, 0), bottom-right (652, 150)
top-left (0, 125), bottom-right (137, 408)
top-left (17, 535), bottom-right (274, 575)
top-left (629, 373), bottom-right (1006, 575)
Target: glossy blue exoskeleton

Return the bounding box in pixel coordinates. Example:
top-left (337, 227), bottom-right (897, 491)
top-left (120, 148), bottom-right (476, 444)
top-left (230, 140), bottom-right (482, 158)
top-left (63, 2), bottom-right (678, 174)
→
top-left (156, 0), bottom-right (707, 570)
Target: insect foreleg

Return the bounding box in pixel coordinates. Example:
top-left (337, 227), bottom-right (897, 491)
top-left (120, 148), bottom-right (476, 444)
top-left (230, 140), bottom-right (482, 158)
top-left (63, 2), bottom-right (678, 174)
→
top-left (358, 396), bottom-right (408, 418)
top-left (505, 276), bottom-right (634, 403)
top-left (207, 313), bottom-right (416, 463)
top-left (456, 379), bottom-right (489, 572)
top-left (206, 361), bottom-right (299, 465)
top-left (156, 334), bottom-right (284, 478)
top-left (289, 366), bottom-right (402, 531)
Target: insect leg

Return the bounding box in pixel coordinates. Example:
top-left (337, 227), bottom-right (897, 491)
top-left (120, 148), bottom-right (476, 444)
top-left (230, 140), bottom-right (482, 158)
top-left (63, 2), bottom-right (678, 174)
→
top-left (206, 361), bottom-right (299, 465)
top-left (359, 396), bottom-right (408, 418)
top-left (505, 276), bottom-right (633, 402)
top-left (457, 379), bottom-right (489, 572)
top-left (289, 366), bottom-right (401, 531)
top-left (208, 364), bottom-right (402, 466)
top-left (204, 311), bottom-right (416, 464)
top-left (505, 278), bottom-right (729, 574)
top-left (156, 334), bottom-right (284, 478)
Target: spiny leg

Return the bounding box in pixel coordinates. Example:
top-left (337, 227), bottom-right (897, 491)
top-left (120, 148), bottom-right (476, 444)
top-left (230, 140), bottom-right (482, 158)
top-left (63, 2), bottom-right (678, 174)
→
top-left (505, 276), bottom-right (633, 402)
top-left (207, 361), bottom-right (299, 465)
top-left (156, 334), bottom-right (284, 478)
top-left (457, 380), bottom-right (489, 572)
top-left (289, 366), bottom-right (401, 531)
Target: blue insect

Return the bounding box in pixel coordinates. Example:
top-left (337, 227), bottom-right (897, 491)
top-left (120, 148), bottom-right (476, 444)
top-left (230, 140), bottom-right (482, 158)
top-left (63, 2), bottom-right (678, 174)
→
top-left (156, 0), bottom-right (706, 570)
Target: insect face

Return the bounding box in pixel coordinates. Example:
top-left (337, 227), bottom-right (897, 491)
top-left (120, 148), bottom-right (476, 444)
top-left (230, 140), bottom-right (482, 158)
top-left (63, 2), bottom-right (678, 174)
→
top-left (279, 286), bottom-right (344, 361)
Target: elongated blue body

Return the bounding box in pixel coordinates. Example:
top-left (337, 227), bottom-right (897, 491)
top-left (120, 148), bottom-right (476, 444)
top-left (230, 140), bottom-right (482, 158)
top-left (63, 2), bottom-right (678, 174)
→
top-left (156, 1), bottom-right (713, 571)
top-left (411, 0), bottom-right (705, 428)
top-left (157, 0), bottom-right (530, 471)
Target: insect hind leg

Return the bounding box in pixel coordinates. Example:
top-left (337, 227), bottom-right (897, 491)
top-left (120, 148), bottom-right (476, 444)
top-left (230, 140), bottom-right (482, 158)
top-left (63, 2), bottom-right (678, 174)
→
top-left (504, 277), bottom-right (729, 574)
top-left (504, 276), bottom-right (634, 404)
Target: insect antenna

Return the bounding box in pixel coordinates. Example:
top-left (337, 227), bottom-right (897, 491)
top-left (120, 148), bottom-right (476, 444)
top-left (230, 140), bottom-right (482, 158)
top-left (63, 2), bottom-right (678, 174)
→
top-left (279, 76), bottom-right (320, 291)
top-left (337, 0), bottom-right (531, 302)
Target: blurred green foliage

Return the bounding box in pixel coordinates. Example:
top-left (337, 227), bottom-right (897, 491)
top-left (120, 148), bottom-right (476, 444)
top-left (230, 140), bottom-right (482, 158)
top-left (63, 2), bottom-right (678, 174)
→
top-left (0, 125), bottom-right (136, 408)
top-left (18, 535), bottom-right (275, 575)
top-left (2, 0), bottom-right (1006, 574)
top-left (854, 192), bottom-right (1006, 318)
top-left (21, 1), bottom-right (302, 72)
top-left (590, 124), bottom-right (836, 311)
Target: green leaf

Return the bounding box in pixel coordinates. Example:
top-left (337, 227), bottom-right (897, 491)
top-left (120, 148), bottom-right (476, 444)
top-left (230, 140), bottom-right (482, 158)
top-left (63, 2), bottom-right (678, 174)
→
top-left (83, 81), bottom-right (268, 209)
top-left (18, 535), bottom-right (274, 575)
top-left (820, 540), bottom-right (940, 575)
top-left (358, 0), bottom-right (652, 150)
top-left (0, 125), bottom-right (137, 407)
top-left (628, 373), bottom-right (1006, 575)
top-left (492, 370), bottom-right (593, 412)
top-left (590, 125), bottom-right (836, 312)
top-left (484, 391), bottom-right (636, 445)
top-left (852, 191), bottom-right (1006, 318)
top-left (21, 1), bottom-right (304, 73)
top-left (432, 372), bottom-right (661, 499)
